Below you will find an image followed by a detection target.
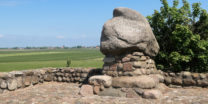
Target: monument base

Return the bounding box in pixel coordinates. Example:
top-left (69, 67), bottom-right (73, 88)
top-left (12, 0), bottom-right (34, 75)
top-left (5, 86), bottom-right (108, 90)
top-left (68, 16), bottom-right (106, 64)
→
top-left (102, 52), bottom-right (161, 77)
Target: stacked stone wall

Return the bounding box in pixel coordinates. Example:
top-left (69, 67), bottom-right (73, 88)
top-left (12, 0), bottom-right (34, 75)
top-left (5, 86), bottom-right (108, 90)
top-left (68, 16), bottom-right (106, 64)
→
top-left (102, 52), bottom-right (162, 77)
top-left (0, 68), bottom-right (101, 93)
top-left (163, 71), bottom-right (208, 87)
top-left (1, 67), bottom-right (208, 94)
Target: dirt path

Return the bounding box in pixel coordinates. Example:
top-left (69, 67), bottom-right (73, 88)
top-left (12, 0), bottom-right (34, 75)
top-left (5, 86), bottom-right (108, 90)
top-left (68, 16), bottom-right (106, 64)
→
top-left (0, 82), bottom-right (208, 104)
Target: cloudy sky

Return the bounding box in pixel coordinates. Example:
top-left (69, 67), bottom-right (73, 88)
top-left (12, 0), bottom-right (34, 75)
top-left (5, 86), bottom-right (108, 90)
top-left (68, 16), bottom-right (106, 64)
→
top-left (0, 0), bottom-right (207, 48)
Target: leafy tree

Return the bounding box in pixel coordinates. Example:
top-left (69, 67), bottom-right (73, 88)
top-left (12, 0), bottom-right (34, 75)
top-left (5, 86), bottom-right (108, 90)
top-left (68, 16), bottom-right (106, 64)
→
top-left (147, 0), bottom-right (208, 72)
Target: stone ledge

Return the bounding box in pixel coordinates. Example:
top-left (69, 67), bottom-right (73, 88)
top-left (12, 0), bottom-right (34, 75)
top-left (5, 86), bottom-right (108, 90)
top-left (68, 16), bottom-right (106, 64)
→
top-left (0, 67), bottom-right (102, 94)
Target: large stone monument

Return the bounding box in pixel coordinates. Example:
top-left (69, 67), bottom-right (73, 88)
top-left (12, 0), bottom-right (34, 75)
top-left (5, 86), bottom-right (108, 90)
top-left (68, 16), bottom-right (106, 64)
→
top-left (100, 7), bottom-right (160, 77)
top-left (89, 7), bottom-right (166, 99)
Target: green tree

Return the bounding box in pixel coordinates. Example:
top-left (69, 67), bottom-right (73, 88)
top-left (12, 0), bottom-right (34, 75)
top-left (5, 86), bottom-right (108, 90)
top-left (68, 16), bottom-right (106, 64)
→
top-left (147, 0), bottom-right (208, 72)
top-left (66, 58), bottom-right (71, 67)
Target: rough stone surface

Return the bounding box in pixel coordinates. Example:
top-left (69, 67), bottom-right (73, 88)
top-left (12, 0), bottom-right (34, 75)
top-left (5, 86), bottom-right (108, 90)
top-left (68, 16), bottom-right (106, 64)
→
top-left (100, 7), bottom-right (159, 57)
top-left (0, 80), bottom-right (7, 89)
top-left (112, 76), bottom-right (158, 89)
top-left (98, 87), bottom-right (126, 97)
top-left (93, 86), bottom-right (100, 94)
top-left (79, 85), bottom-right (94, 96)
top-left (142, 89), bottom-right (162, 99)
top-left (89, 75), bottom-right (112, 88)
top-left (1, 82), bottom-right (208, 104)
top-left (7, 79), bottom-right (17, 91)
top-left (23, 76), bottom-right (31, 87)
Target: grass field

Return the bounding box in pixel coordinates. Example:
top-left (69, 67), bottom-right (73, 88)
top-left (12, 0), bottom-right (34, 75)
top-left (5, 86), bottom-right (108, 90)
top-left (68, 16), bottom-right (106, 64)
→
top-left (0, 48), bottom-right (104, 72)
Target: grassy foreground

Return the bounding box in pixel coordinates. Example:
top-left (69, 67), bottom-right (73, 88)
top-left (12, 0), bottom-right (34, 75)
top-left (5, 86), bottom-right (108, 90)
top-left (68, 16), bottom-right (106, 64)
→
top-left (0, 48), bottom-right (104, 72)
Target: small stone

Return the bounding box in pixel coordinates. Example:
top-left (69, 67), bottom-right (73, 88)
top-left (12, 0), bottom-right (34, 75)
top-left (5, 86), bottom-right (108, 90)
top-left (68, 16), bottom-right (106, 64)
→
top-left (81, 74), bottom-right (88, 78)
top-left (199, 74), bottom-right (206, 79)
top-left (58, 77), bottom-right (62, 82)
top-left (164, 77), bottom-right (172, 85)
top-left (112, 76), bottom-right (158, 89)
top-left (123, 62), bottom-right (133, 71)
top-left (140, 56), bottom-right (147, 61)
top-left (103, 65), bottom-right (110, 71)
top-left (117, 63), bottom-right (123, 71)
top-left (16, 77), bottom-right (23, 88)
top-left (107, 71), bottom-right (118, 77)
top-left (197, 80), bottom-right (208, 87)
top-left (122, 57), bottom-right (130, 62)
top-left (79, 85), bottom-right (94, 96)
top-left (183, 71), bottom-right (192, 78)
top-left (192, 73), bottom-right (200, 79)
top-left (31, 75), bottom-right (39, 85)
top-left (132, 52), bottom-right (144, 56)
top-left (142, 89), bottom-right (162, 99)
top-left (126, 88), bottom-right (139, 98)
top-left (132, 69), bottom-right (142, 76)
top-left (130, 56), bottom-right (140, 61)
top-left (140, 68), bottom-right (146, 74)
top-left (183, 79), bottom-right (196, 86)
top-left (89, 75), bottom-right (112, 88)
top-left (172, 78), bottom-right (183, 85)
top-left (169, 73), bottom-right (176, 77)
top-left (0, 79), bottom-right (7, 89)
top-left (109, 63), bottom-right (117, 71)
top-left (93, 86), bottom-right (100, 94)
top-left (133, 61), bottom-right (146, 68)
top-left (7, 79), bottom-right (17, 91)
top-left (103, 57), bottom-right (115, 63)
top-left (23, 76), bottom-right (31, 87)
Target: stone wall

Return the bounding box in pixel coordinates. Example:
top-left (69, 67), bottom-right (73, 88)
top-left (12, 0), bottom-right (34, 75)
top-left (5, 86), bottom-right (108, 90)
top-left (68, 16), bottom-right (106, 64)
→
top-left (1, 67), bottom-right (208, 94)
top-left (0, 68), bottom-right (101, 93)
top-left (163, 71), bottom-right (208, 87)
top-left (102, 52), bottom-right (161, 77)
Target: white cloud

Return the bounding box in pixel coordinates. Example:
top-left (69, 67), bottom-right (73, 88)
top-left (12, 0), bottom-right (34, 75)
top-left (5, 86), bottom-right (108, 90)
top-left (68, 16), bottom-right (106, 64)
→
top-left (56, 35), bottom-right (65, 39)
top-left (0, 34), bottom-right (4, 38)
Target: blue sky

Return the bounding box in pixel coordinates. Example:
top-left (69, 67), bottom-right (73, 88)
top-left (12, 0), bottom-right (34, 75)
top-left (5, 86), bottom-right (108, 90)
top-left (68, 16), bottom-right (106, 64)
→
top-left (0, 0), bottom-right (207, 48)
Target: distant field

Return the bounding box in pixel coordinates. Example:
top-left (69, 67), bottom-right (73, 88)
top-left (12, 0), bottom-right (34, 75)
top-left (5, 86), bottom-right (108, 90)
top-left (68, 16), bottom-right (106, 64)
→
top-left (0, 48), bottom-right (104, 72)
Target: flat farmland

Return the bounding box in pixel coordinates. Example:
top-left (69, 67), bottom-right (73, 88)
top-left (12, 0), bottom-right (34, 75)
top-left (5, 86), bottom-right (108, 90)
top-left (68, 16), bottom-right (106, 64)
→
top-left (0, 48), bottom-right (104, 72)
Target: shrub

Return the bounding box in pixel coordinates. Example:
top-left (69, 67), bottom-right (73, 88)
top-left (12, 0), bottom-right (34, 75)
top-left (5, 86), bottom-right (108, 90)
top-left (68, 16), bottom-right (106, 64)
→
top-left (147, 0), bottom-right (208, 72)
top-left (66, 58), bottom-right (71, 67)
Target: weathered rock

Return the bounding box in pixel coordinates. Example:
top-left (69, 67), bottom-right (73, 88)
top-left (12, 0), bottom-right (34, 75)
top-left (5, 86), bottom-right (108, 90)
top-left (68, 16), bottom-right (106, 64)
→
top-left (182, 71), bottom-right (192, 79)
top-left (16, 77), bottom-right (23, 88)
top-left (0, 79), bottom-right (7, 89)
top-left (123, 62), bottom-right (133, 71)
top-left (164, 77), bottom-right (172, 85)
top-left (44, 74), bottom-right (53, 82)
top-left (142, 89), bottom-right (162, 99)
top-left (89, 75), bottom-right (112, 87)
top-left (23, 76), bottom-right (31, 87)
top-left (79, 85), bottom-right (94, 96)
top-left (172, 78), bottom-right (183, 85)
top-left (183, 79), bottom-right (196, 86)
top-left (155, 83), bottom-right (170, 94)
top-left (103, 57), bottom-right (115, 63)
top-left (112, 76), bottom-right (158, 89)
top-left (98, 87), bottom-right (126, 97)
top-left (7, 79), bottom-right (17, 91)
top-left (93, 85), bottom-right (100, 94)
top-left (126, 88), bottom-right (140, 98)
top-left (100, 7), bottom-right (159, 57)
top-left (132, 52), bottom-right (144, 56)
top-left (133, 61), bottom-right (146, 68)
top-left (31, 75), bottom-right (39, 85)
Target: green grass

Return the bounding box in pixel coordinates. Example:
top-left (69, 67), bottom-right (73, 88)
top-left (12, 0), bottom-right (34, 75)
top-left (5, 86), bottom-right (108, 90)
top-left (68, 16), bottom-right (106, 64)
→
top-left (0, 48), bottom-right (104, 72)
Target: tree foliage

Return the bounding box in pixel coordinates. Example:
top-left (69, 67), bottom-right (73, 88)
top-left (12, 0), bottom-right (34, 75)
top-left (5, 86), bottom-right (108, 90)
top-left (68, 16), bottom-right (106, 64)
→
top-left (147, 0), bottom-right (208, 72)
